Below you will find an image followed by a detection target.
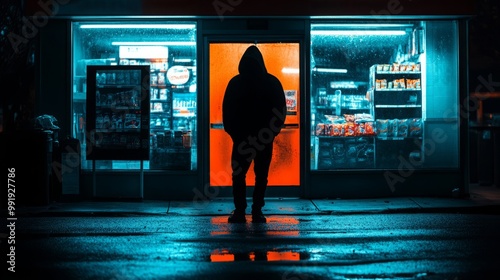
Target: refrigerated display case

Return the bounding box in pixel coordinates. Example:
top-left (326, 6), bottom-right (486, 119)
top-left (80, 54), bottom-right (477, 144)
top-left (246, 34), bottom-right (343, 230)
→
top-left (86, 65), bottom-right (150, 160)
top-left (310, 21), bottom-right (460, 171)
top-left (72, 22), bottom-right (197, 170)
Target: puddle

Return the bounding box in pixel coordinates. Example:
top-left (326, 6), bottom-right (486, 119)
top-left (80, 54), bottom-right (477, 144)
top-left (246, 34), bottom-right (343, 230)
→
top-left (210, 248), bottom-right (308, 262)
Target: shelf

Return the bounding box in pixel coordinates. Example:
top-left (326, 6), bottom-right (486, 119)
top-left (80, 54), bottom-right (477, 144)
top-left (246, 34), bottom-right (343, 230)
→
top-left (317, 135), bottom-right (376, 139)
top-left (375, 71), bottom-right (421, 75)
top-left (96, 105), bottom-right (141, 110)
top-left (375, 104), bottom-right (421, 108)
top-left (97, 84), bottom-right (140, 88)
top-left (150, 99), bottom-right (169, 102)
top-left (374, 88), bottom-right (421, 92)
top-left (376, 136), bottom-right (423, 141)
top-left (95, 128), bottom-right (141, 133)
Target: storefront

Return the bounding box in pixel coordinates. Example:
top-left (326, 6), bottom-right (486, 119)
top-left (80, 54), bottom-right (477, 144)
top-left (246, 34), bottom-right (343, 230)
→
top-left (28, 0), bottom-right (474, 200)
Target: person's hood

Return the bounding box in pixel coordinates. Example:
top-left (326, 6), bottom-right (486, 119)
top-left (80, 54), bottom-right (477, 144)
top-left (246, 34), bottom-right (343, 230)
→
top-left (238, 45), bottom-right (267, 78)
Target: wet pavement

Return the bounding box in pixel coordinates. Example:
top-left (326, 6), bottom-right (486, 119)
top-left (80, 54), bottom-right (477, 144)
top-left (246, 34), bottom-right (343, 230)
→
top-left (14, 184), bottom-right (500, 217)
top-left (3, 184), bottom-right (500, 279)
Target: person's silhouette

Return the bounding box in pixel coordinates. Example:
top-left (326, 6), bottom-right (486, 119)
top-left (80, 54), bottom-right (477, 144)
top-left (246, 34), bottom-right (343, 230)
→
top-left (222, 45), bottom-right (287, 223)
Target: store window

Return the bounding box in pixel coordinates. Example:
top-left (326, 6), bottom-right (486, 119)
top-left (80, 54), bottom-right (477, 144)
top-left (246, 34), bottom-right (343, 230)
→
top-left (72, 22), bottom-right (197, 170)
top-left (310, 21), bottom-right (460, 170)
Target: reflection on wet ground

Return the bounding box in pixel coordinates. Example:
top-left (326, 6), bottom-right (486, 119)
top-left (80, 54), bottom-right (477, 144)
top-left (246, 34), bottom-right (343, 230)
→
top-left (210, 248), bottom-right (305, 262)
top-left (210, 216), bottom-right (300, 236)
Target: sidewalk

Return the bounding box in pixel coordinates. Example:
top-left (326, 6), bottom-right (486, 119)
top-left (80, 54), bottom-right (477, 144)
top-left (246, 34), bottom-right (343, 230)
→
top-left (14, 184), bottom-right (500, 217)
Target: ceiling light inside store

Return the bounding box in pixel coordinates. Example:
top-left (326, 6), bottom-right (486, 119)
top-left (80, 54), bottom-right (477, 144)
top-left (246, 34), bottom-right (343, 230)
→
top-left (313, 68), bottom-right (348, 73)
top-left (311, 30), bottom-right (406, 36)
top-left (80, 24), bottom-right (195, 29)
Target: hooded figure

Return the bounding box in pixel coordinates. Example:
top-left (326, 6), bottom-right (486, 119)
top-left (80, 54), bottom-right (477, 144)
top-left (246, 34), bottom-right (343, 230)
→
top-left (222, 45), bottom-right (287, 223)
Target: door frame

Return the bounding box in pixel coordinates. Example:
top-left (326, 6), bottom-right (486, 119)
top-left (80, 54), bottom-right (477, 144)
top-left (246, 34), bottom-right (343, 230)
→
top-left (200, 24), bottom-right (308, 198)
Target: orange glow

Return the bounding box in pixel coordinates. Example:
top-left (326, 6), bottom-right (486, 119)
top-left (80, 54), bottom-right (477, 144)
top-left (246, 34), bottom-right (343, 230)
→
top-left (210, 249), bottom-right (301, 262)
top-left (267, 251), bottom-right (301, 261)
top-left (210, 216), bottom-right (300, 236)
top-left (209, 43), bottom-right (300, 186)
top-left (210, 249), bottom-right (235, 262)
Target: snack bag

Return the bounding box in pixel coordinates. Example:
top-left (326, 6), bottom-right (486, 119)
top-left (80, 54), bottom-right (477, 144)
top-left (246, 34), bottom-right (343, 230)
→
top-left (397, 119), bottom-right (409, 137)
top-left (376, 119), bottom-right (389, 137)
top-left (316, 123), bottom-right (325, 136)
top-left (409, 118), bottom-right (422, 137)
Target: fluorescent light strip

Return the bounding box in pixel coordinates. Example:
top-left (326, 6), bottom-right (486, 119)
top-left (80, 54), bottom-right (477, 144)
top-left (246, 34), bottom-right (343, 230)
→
top-left (282, 67), bottom-right (299, 74)
top-left (312, 24), bottom-right (413, 29)
top-left (80, 24), bottom-right (195, 29)
top-left (112, 41), bottom-right (196, 46)
top-left (311, 30), bottom-right (406, 36)
top-left (314, 68), bottom-right (348, 73)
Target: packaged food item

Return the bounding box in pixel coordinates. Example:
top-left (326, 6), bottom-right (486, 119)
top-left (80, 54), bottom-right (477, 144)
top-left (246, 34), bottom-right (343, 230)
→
top-left (397, 119), bottom-right (409, 137)
top-left (325, 124), bottom-right (333, 136)
top-left (159, 89), bottom-right (167, 100)
top-left (406, 79), bottom-right (421, 89)
top-left (345, 122), bottom-right (357, 136)
top-left (355, 113), bottom-right (373, 122)
top-left (157, 72), bottom-right (166, 85)
top-left (409, 118), bottom-right (422, 137)
top-left (344, 114), bottom-right (355, 122)
top-left (376, 64), bottom-right (383, 72)
top-left (376, 119), bottom-right (389, 137)
top-left (357, 122), bottom-right (366, 136)
top-left (389, 119), bottom-right (398, 137)
top-left (332, 124), bottom-right (344, 136)
top-left (364, 122), bottom-right (375, 135)
top-left (316, 123), bottom-right (325, 136)
top-left (392, 63), bottom-right (399, 72)
top-left (380, 79), bottom-right (387, 89)
top-left (383, 64), bottom-right (391, 72)
top-left (393, 78), bottom-right (405, 89)
top-left (151, 73), bottom-right (158, 85)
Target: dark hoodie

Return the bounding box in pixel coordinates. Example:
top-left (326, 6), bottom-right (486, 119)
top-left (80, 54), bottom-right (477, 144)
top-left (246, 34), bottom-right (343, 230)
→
top-left (222, 45), bottom-right (287, 142)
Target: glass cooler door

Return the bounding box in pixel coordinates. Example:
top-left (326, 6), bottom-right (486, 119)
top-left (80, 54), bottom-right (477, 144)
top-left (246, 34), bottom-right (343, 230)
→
top-left (310, 21), bottom-right (460, 170)
top-left (72, 22), bottom-right (197, 170)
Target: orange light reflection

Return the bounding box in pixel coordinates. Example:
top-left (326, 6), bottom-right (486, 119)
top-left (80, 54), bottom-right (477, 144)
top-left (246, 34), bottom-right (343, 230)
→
top-left (210, 216), bottom-right (300, 236)
top-left (210, 249), bottom-right (301, 262)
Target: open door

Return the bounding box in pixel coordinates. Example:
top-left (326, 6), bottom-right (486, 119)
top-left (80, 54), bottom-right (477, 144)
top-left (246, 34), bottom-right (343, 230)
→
top-left (209, 42), bottom-right (300, 187)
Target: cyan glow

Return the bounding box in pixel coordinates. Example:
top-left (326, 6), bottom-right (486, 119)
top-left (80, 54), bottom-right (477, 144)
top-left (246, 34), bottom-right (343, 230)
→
top-left (80, 24), bottom-right (195, 29)
top-left (311, 30), bottom-right (407, 36)
top-left (313, 68), bottom-right (348, 73)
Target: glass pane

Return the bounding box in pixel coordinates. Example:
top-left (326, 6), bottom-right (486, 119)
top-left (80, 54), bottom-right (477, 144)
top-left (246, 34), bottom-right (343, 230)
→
top-left (310, 21), bottom-right (460, 170)
top-left (72, 22), bottom-right (197, 170)
top-left (209, 43), bottom-right (300, 186)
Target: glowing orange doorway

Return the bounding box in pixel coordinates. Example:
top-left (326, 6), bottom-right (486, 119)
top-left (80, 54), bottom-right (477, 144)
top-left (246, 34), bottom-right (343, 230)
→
top-left (209, 42), bottom-right (300, 187)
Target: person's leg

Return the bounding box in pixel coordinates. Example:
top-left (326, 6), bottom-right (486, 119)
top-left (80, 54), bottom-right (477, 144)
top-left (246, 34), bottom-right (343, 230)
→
top-left (231, 140), bottom-right (253, 212)
top-left (252, 141), bottom-right (273, 214)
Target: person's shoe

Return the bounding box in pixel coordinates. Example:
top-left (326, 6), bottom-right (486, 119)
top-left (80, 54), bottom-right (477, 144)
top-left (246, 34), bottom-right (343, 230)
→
top-left (228, 210), bottom-right (246, 223)
top-left (251, 210), bottom-right (267, 223)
